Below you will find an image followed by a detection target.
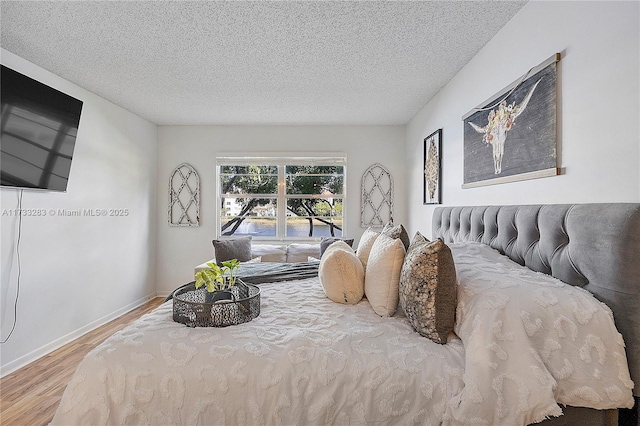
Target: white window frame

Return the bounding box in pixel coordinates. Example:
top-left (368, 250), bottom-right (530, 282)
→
top-left (216, 152), bottom-right (347, 241)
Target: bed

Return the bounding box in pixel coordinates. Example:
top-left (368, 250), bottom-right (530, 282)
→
top-left (50, 203), bottom-right (639, 426)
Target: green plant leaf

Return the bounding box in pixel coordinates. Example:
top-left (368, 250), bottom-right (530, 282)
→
top-left (195, 263), bottom-right (229, 292)
top-left (195, 278), bottom-right (204, 289)
top-left (195, 271), bottom-right (207, 289)
top-left (221, 258), bottom-right (240, 288)
top-left (222, 259), bottom-right (240, 269)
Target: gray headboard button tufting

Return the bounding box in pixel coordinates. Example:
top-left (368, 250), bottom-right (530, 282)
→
top-left (433, 203), bottom-right (640, 397)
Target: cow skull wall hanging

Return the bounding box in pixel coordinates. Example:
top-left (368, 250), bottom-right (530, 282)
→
top-left (462, 53), bottom-right (560, 188)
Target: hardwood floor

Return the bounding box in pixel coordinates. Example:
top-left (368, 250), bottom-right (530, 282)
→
top-left (0, 297), bottom-right (165, 426)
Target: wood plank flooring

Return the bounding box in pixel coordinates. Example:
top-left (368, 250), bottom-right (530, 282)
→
top-left (0, 297), bottom-right (165, 426)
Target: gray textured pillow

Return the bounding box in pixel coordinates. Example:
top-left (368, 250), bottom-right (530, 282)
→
top-left (320, 237), bottom-right (355, 257)
top-left (212, 236), bottom-right (252, 265)
top-left (399, 233), bottom-right (457, 344)
top-left (381, 222), bottom-right (410, 251)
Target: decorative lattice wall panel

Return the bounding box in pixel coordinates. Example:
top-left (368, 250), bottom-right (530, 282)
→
top-left (169, 163), bottom-right (200, 227)
top-left (361, 163), bottom-right (393, 228)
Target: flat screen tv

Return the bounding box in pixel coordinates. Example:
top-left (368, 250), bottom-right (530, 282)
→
top-left (1, 65), bottom-right (83, 192)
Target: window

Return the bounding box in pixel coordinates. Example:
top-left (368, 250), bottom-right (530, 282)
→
top-left (217, 155), bottom-right (346, 239)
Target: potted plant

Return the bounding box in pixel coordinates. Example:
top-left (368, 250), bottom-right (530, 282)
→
top-left (194, 259), bottom-right (241, 303)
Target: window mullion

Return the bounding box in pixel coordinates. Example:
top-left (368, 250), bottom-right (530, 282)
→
top-left (277, 164), bottom-right (286, 239)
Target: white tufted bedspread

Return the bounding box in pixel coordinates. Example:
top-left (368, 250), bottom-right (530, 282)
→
top-left (445, 242), bottom-right (634, 425)
top-left (51, 278), bottom-right (467, 426)
top-left (51, 243), bottom-right (634, 426)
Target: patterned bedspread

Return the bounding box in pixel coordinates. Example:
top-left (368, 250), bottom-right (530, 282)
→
top-left (446, 243), bottom-right (634, 425)
top-left (51, 243), bottom-right (634, 426)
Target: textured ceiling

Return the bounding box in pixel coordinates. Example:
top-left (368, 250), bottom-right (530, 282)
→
top-left (1, 1), bottom-right (526, 126)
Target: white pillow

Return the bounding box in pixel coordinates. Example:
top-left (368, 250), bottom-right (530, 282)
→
top-left (251, 244), bottom-right (287, 263)
top-left (286, 243), bottom-right (321, 263)
top-left (318, 241), bottom-right (364, 304)
top-left (364, 233), bottom-right (406, 316)
top-left (356, 228), bottom-right (380, 270)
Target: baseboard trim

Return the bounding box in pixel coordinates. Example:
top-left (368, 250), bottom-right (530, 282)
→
top-left (0, 292), bottom-right (158, 378)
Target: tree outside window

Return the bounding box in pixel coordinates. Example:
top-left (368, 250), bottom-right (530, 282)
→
top-left (218, 159), bottom-right (345, 239)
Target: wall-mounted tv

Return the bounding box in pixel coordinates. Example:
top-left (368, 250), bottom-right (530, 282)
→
top-left (1, 65), bottom-right (83, 192)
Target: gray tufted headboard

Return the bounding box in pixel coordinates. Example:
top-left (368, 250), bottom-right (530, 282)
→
top-left (432, 204), bottom-right (640, 397)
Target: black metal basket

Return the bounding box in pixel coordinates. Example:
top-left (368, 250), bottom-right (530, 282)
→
top-left (172, 279), bottom-right (260, 327)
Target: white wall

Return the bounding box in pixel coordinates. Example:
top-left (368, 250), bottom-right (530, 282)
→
top-left (0, 50), bottom-right (158, 375)
top-left (156, 125), bottom-right (405, 295)
top-left (406, 1), bottom-right (640, 238)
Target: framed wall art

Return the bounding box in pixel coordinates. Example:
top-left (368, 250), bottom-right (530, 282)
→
top-left (361, 163), bottom-right (393, 228)
top-left (462, 53), bottom-right (560, 188)
top-left (169, 163), bottom-right (200, 227)
top-left (423, 129), bottom-right (442, 204)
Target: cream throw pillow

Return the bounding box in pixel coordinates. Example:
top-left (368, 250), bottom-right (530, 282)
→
top-left (364, 233), bottom-right (406, 317)
top-left (286, 243), bottom-right (321, 263)
top-left (356, 228), bottom-right (380, 270)
top-left (318, 241), bottom-right (364, 304)
top-left (251, 244), bottom-right (287, 263)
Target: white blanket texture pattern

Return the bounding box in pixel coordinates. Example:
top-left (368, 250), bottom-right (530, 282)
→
top-left (50, 243), bottom-right (634, 426)
top-left (446, 243), bottom-right (634, 425)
